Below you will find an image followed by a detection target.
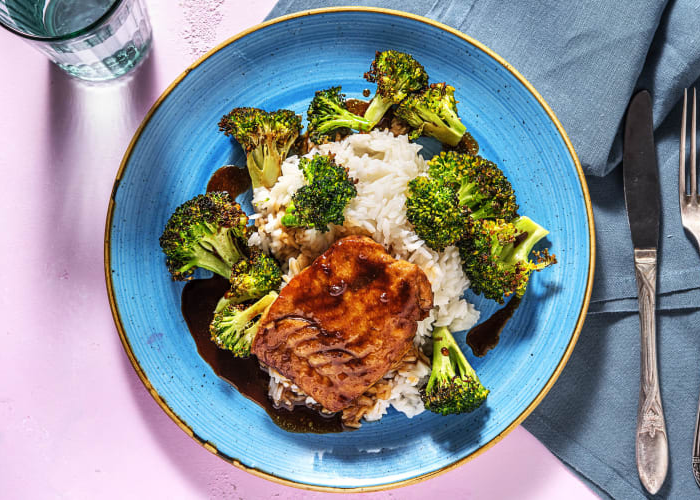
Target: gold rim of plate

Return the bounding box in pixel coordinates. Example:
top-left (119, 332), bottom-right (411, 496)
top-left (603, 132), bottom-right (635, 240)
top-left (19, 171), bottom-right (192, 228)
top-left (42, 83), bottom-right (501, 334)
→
top-left (104, 6), bottom-right (596, 493)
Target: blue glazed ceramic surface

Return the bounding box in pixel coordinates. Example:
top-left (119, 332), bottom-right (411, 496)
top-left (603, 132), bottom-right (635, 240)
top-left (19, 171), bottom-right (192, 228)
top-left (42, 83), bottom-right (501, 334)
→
top-left (107, 8), bottom-right (593, 490)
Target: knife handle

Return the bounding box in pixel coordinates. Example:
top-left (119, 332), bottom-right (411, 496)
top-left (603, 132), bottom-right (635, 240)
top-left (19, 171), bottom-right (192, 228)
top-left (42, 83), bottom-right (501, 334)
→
top-left (693, 395), bottom-right (700, 486)
top-left (633, 248), bottom-right (668, 494)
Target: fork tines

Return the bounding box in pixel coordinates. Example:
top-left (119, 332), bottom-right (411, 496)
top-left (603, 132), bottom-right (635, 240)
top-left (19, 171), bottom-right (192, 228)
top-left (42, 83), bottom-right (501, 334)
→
top-left (681, 88), bottom-right (697, 202)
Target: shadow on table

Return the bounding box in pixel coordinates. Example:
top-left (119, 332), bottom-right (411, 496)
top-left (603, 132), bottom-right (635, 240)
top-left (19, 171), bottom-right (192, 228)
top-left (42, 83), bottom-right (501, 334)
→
top-left (43, 50), bottom-right (159, 286)
top-left (40, 49), bottom-right (232, 495)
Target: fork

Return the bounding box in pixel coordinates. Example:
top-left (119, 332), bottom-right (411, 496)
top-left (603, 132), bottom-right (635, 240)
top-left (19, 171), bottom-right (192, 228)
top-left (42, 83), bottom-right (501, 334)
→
top-left (680, 88), bottom-right (700, 487)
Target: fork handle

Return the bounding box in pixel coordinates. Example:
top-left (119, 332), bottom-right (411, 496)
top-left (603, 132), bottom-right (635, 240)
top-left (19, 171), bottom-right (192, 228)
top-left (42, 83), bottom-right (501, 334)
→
top-left (693, 395), bottom-right (700, 486)
top-left (633, 248), bottom-right (668, 494)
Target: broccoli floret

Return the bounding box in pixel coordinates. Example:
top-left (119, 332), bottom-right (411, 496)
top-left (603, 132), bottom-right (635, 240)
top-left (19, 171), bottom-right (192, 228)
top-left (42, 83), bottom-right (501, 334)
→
top-left (427, 151), bottom-right (518, 221)
top-left (226, 249), bottom-right (282, 303)
top-left (405, 152), bottom-right (518, 252)
top-left (218, 107), bottom-right (302, 189)
top-left (363, 50), bottom-right (429, 126)
top-left (280, 154), bottom-right (357, 232)
top-left (405, 175), bottom-right (468, 251)
top-left (307, 87), bottom-right (373, 144)
top-left (159, 192), bottom-right (249, 281)
top-left (210, 291), bottom-right (278, 357)
top-left (458, 216), bottom-right (557, 303)
top-left (421, 326), bottom-right (489, 415)
top-left (395, 83), bottom-right (469, 147)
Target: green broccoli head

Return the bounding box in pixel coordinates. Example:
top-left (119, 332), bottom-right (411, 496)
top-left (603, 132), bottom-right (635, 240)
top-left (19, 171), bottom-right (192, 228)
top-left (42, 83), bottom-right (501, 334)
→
top-left (227, 249), bottom-right (282, 303)
top-left (209, 291), bottom-right (278, 357)
top-left (280, 154), bottom-right (357, 232)
top-left (395, 82), bottom-right (468, 147)
top-left (307, 86), bottom-right (374, 144)
top-left (458, 216), bottom-right (556, 303)
top-left (427, 151), bottom-right (518, 221)
top-left (159, 192), bottom-right (249, 281)
top-left (421, 326), bottom-right (489, 415)
top-left (218, 107), bottom-right (302, 189)
top-left (405, 175), bottom-right (468, 251)
top-left (363, 50), bottom-right (429, 126)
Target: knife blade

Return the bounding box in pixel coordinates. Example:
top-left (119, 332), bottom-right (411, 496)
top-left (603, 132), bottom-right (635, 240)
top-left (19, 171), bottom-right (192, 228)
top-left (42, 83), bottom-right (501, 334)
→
top-left (623, 89), bottom-right (668, 495)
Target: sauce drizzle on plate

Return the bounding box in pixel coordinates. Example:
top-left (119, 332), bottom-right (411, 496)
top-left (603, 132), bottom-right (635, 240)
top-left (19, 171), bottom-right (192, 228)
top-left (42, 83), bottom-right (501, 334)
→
top-left (181, 276), bottom-right (345, 434)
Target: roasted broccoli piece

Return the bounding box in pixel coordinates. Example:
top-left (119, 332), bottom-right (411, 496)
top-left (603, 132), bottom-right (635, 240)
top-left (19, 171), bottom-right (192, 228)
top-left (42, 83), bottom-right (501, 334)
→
top-left (405, 152), bottom-right (518, 251)
top-left (405, 175), bottom-right (468, 251)
top-left (395, 83), bottom-right (469, 147)
top-left (226, 249), bottom-right (282, 304)
top-left (280, 154), bottom-right (357, 232)
top-left (218, 107), bottom-right (302, 189)
top-left (209, 291), bottom-right (278, 357)
top-left (159, 192), bottom-right (249, 281)
top-left (427, 151), bottom-right (518, 221)
top-left (307, 86), bottom-right (373, 144)
top-left (363, 50), bottom-right (429, 126)
top-left (421, 326), bottom-right (489, 415)
top-left (458, 216), bottom-right (556, 303)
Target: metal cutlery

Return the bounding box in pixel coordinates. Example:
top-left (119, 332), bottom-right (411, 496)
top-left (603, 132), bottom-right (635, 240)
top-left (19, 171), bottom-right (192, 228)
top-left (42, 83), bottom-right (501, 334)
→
top-left (679, 88), bottom-right (700, 488)
top-left (623, 89), bottom-right (668, 494)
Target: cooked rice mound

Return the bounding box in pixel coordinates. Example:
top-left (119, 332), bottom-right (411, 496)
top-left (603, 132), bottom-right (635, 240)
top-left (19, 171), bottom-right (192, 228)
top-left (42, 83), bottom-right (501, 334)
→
top-left (249, 130), bottom-right (480, 426)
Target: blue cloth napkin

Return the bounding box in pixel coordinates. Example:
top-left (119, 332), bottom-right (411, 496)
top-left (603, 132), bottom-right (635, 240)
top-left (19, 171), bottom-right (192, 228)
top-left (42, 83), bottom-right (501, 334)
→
top-left (265, 1), bottom-right (700, 498)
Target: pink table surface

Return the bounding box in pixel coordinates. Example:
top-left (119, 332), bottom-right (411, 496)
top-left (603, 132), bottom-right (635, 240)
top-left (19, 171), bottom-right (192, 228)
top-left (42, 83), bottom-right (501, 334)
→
top-left (0, 1), bottom-right (598, 498)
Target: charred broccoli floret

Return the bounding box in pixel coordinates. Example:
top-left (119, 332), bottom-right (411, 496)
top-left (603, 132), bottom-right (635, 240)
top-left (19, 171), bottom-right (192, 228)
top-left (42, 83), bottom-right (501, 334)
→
top-left (159, 192), bottom-right (249, 281)
top-left (422, 326), bottom-right (489, 415)
top-left (458, 216), bottom-right (556, 303)
top-left (406, 152), bottom-right (518, 252)
top-left (427, 151), bottom-right (518, 221)
top-left (405, 175), bottom-right (468, 251)
top-left (226, 249), bottom-right (282, 304)
top-left (209, 291), bottom-right (278, 357)
top-left (280, 154), bottom-right (357, 232)
top-left (307, 86), bottom-right (373, 144)
top-left (218, 107), bottom-right (302, 189)
top-left (395, 83), bottom-right (469, 147)
top-left (363, 50), bottom-right (428, 126)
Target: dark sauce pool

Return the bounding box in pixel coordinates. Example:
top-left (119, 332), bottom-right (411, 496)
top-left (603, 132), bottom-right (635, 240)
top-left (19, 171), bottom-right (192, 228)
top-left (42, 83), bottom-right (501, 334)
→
top-left (466, 295), bottom-right (521, 357)
top-left (181, 277), bottom-right (344, 433)
top-left (206, 165), bottom-right (251, 197)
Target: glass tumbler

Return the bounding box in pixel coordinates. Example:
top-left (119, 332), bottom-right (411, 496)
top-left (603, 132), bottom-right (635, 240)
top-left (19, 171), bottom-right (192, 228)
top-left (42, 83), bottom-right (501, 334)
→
top-left (0, 0), bottom-right (152, 81)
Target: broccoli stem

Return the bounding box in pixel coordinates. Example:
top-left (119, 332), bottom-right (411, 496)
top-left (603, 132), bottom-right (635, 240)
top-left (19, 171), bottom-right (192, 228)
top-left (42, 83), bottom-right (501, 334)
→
top-left (192, 230), bottom-right (244, 278)
top-left (457, 181), bottom-right (485, 210)
top-left (363, 96), bottom-right (393, 126)
top-left (505, 216), bottom-right (549, 264)
top-left (430, 326), bottom-right (479, 389)
top-left (423, 122), bottom-right (465, 147)
top-left (321, 112), bottom-right (373, 133)
top-left (202, 230), bottom-right (244, 267)
top-left (247, 145), bottom-right (282, 189)
top-left (176, 246), bottom-right (231, 279)
top-left (410, 103), bottom-right (466, 147)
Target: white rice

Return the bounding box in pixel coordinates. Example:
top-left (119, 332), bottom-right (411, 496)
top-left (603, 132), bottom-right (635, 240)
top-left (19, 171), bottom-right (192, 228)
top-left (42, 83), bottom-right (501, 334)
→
top-left (249, 130), bottom-right (480, 422)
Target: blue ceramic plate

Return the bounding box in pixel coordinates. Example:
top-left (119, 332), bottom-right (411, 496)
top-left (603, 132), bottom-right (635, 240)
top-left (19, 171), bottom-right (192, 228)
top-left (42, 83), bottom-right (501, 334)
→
top-left (106, 7), bottom-right (594, 491)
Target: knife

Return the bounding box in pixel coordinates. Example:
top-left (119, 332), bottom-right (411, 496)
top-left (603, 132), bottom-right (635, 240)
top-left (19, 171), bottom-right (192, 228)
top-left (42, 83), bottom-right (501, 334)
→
top-left (623, 89), bottom-right (668, 495)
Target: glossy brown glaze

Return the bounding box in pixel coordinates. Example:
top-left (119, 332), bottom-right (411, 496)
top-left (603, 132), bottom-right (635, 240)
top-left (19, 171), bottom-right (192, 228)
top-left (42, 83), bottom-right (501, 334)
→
top-left (346, 98), bottom-right (370, 117)
top-left (453, 131), bottom-right (479, 156)
top-left (252, 236), bottom-right (433, 412)
top-left (206, 165), bottom-right (252, 198)
top-left (181, 277), bottom-right (344, 433)
top-left (466, 295), bottom-right (521, 357)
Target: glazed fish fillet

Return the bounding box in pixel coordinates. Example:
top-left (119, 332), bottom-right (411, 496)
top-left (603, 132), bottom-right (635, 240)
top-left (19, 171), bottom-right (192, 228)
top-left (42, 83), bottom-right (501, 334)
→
top-left (252, 235), bottom-right (433, 412)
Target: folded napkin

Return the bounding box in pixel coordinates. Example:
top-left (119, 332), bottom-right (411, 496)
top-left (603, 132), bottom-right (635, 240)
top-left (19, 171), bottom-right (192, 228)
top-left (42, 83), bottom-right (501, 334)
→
top-left (266, 1), bottom-right (700, 498)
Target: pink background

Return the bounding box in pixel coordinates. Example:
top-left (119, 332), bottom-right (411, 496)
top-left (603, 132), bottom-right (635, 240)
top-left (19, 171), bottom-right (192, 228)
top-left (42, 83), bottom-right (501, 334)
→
top-left (0, 1), bottom-right (597, 498)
